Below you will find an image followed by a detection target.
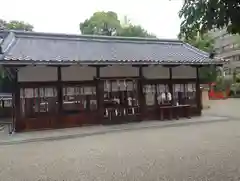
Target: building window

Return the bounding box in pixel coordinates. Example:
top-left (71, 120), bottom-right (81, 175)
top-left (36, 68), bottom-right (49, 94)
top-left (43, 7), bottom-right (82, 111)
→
top-left (62, 85), bottom-right (97, 113)
top-left (156, 84), bottom-right (171, 105)
top-left (0, 99), bottom-right (12, 108)
top-left (144, 84), bottom-right (156, 106)
top-left (173, 84), bottom-right (196, 106)
top-left (4, 99), bottom-right (12, 108)
top-left (143, 84), bottom-right (170, 106)
top-left (104, 80), bottom-right (139, 106)
top-left (103, 79), bottom-right (139, 117)
top-left (185, 84), bottom-right (196, 106)
top-left (20, 87), bottom-right (58, 118)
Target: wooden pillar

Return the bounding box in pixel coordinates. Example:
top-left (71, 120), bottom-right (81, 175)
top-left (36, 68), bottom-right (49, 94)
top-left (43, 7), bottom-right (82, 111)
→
top-left (96, 66), bottom-right (100, 108)
top-left (138, 66), bottom-right (144, 120)
top-left (13, 68), bottom-right (20, 132)
top-left (57, 66), bottom-right (62, 113)
top-left (96, 66), bottom-right (104, 123)
top-left (169, 67), bottom-right (173, 104)
top-left (196, 66), bottom-right (201, 114)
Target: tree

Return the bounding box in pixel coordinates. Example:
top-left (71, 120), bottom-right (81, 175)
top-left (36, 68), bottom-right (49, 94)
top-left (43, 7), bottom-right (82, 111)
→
top-left (181, 31), bottom-right (218, 82)
top-left (0, 19), bottom-right (33, 92)
top-left (80, 11), bottom-right (121, 36)
top-left (0, 19), bottom-right (33, 31)
top-left (0, 19), bottom-right (7, 30)
top-left (183, 33), bottom-right (214, 53)
top-left (80, 11), bottom-right (155, 37)
top-left (6, 20), bottom-right (33, 31)
top-left (179, 0), bottom-right (240, 38)
top-left (118, 24), bottom-right (156, 38)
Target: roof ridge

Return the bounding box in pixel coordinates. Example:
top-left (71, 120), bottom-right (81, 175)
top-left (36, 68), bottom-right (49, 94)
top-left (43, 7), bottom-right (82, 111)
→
top-left (2, 30), bottom-right (182, 44)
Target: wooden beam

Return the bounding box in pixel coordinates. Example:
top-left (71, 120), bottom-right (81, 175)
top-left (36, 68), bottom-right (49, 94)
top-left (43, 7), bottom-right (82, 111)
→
top-left (138, 66), bottom-right (144, 120)
top-left (190, 65), bottom-right (203, 68)
top-left (3, 65), bottom-right (27, 68)
top-left (132, 65), bottom-right (148, 68)
top-left (88, 65), bottom-right (107, 68)
top-left (57, 66), bottom-right (63, 113)
top-left (162, 64), bottom-right (179, 68)
top-left (196, 67), bottom-right (201, 114)
top-left (169, 67), bottom-right (173, 80)
top-left (96, 66), bottom-right (100, 108)
top-left (168, 67), bottom-right (173, 105)
top-left (96, 66), bottom-right (104, 123)
top-left (47, 65), bottom-right (70, 67)
top-left (13, 68), bottom-right (20, 132)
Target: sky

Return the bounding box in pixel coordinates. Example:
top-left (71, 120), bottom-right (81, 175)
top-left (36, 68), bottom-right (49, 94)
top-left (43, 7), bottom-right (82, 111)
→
top-left (0, 0), bottom-right (183, 39)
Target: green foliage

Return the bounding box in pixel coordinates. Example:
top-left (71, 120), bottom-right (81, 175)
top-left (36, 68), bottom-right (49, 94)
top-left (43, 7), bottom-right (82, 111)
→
top-left (184, 34), bottom-right (214, 53)
top-left (215, 75), bottom-right (232, 92)
top-left (80, 11), bottom-right (121, 35)
top-left (0, 19), bottom-right (33, 92)
top-left (233, 69), bottom-right (237, 82)
top-left (119, 25), bottom-right (156, 38)
top-left (230, 82), bottom-right (240, 95)
top-left (6, 20), bottom-right (33, 31)
top-left (199, 66), bottom-right (218, 83)
top-left (80, 11), bottom-right (155, 37)
top-left (0, 19), bottom-right (7, 30)
top-left (0, 19), bottom-right (33, 31)
top-left (179, 0), bottom-right (240, 38)
top-left (180, 31), bottom-right (217, 83)
top-left (232, 71), bottom-right (240, 83)
top-left (229, 70), bottom-right (240, 96)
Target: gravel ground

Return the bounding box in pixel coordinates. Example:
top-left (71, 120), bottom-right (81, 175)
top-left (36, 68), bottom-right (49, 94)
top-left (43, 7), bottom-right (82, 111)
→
top-left (1, 119), bottom-right (240, 181)
top-left (204, 98), bottom-right (240, 119)
top-left (0, 99), bottom-right (240, 181)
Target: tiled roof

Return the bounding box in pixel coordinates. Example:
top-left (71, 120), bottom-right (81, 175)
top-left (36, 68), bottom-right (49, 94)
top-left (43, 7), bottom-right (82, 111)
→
top-left (0, 30), bottom-right (224, 65)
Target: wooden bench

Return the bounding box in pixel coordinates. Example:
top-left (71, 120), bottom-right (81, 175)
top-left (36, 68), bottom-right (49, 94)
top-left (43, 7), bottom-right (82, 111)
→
top-left (159, 104), bottom-right (191, 121)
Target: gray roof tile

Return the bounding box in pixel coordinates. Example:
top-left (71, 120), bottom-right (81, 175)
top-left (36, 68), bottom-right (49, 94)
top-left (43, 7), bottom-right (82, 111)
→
top-left (0, 30), bottom-right (224, 65)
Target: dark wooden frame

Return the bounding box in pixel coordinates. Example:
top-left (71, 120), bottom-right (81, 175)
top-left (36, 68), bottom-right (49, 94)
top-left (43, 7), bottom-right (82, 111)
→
top-left (11, 65), bottom-right (202, 132)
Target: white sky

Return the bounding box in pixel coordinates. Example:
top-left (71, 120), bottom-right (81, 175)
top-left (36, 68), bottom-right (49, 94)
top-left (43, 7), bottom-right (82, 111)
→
top-left (0, 0), bottom-right (183, 39)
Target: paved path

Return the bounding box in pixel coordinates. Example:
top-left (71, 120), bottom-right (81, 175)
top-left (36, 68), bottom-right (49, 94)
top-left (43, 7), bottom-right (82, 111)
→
top-left (0, 115), bottom-right (228, 145)
top-left (0, 99), bottom-right (239, 180)
top-left (1, 118), bottom-right (240, 181)
top-left (204, 98), bottom-right (240, 119)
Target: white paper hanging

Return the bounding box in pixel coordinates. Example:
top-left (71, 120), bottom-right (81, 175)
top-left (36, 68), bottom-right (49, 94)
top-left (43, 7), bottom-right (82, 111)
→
top-left (39, 88), bottom-right (44, 98)
top-left (84, 87), bottom-right (92, 95)
top-left (174, 84), bottom-right (181, 92)
top-left (187, 84), bottom-right (193, 92)
top-left (119, 80), bottom-right (125, 91)
top-left (24, 88), bottom-right (34, 98)
top-left (127, 81), bottom-right (133, 91)
top-left (112, 81), bottom-right (118, 92)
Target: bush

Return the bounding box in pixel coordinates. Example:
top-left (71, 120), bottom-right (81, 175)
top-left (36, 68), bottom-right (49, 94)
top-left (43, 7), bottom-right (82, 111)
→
top-left (214, 76), bottom-right (232, 92)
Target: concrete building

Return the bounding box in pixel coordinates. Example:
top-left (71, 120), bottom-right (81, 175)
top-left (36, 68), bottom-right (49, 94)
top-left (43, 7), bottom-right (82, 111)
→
top-left (209, 29), bottom-right (240, 75)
